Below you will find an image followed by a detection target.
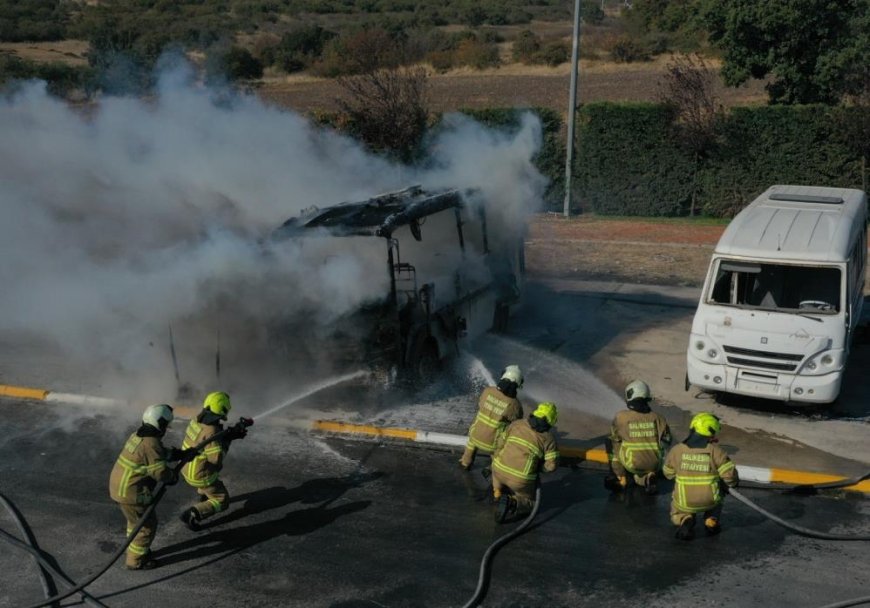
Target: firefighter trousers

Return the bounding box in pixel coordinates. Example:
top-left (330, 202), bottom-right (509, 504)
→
top-left (491, 469), bottom-right (536, 516)
top-left (192, 479), bottom-right (229, 520)
top-left (670, 501), bottom-right (723, 528)
top-left (460, 445), bottom-right (492, 469)
top-left (119, 503), bottom-right (157, 567)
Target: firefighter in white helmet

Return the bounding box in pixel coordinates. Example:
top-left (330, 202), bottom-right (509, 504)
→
top-left (605, 380), bottom-right (672, 495)
top-left (109, 404), bottom-right (189, 570)
top-left (459, 365), bottom-right (524, 470)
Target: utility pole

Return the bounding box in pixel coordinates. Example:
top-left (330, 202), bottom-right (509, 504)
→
top-left (563, 0), bottom-right (581, 217)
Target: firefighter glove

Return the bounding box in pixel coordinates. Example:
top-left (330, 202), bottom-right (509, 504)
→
top-left (226, 425), bottom-right (248, 441)
top-left (166, 469), bottom-right (180, 486)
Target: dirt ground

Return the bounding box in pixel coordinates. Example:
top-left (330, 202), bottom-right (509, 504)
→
top-left (258, 57), bottom-right (767, 115)
top-left (526, 214), bottom-right (724, 286)
top-left (526, 213), bottom-right (870, 290)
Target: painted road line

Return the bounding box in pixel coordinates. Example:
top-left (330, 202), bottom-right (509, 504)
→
top-left (312, 419), bottom-right (870, 494)
top-left (45, 393), bottom-right (125, 407)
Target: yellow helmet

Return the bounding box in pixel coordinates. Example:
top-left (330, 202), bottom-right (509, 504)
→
top-left (690, 412), bottom-right (721, 437)
top-left (532, 402), bottom-right (558, 426)
top-left (203, 391), bottom-right (231, 418)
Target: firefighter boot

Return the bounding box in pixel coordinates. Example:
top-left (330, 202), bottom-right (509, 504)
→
top-left (495, 495), bottom-right (517, 523)
top-left (180, 507), bottom-right (202, 532)
top-left (125, 553), bottom-right (159, 571)
top-left (704, 517), bottom-right (722, 536)
top-left (641, 472), bottom-right (658, 495)
top-left (675, 518), bottom-right (695, 541)
top-left (604, 474), bottom-right (627, 493)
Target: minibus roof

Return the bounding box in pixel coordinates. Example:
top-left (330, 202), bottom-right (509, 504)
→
top-left (715, 185), bottom-right (868, 263)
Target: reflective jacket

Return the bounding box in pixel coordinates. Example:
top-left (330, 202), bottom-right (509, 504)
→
top-left (181, 419), bottom-right (225, 488)
top-left (109, 431), bottom-right (173, 505)
top-left (466, 386), bottom-right (523, 452)
top-left (609, 409), bottom-right (671, 475)
top-left (663, 442), bottom-right (738, 512)
top-left (492, 418), bottom-right (559, 485)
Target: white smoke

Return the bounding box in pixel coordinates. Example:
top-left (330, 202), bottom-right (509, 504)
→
top-left (0, 65), bottom-right (546, 404)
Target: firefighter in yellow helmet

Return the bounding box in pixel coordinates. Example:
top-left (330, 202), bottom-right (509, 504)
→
top-left (459, 365), bottom-right (524, 471)
top-left (109, 404), bottom-right (187, 570)
top-left (662, 412), bottom-right (738, 540)
top-left (491, 402), bottom-right (560, 523)
top-left (179, 391), bottom-right (247, 531)
top-left (605, 380), bottom-right (672, 495)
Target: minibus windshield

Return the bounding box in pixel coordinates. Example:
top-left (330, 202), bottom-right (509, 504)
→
top-left (708, 260), bottom-right (841, 313)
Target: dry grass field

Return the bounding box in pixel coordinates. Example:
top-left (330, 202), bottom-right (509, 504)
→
top-left (525, 214), bottom-right (723, 287)
top-left (0, 40), bottom-right (89, 66)
top-left (258, 56), bottom-right (767, 115)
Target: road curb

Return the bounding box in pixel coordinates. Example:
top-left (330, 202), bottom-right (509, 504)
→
top-left (311, 419), bottom-right (870, 495)
top-left (0, 382), bottom-right (199, 419)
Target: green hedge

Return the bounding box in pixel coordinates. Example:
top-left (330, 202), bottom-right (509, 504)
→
top-left (573, 102), bottom-right (867, 217)
top-left (576, 103), bottom-right (695, 215)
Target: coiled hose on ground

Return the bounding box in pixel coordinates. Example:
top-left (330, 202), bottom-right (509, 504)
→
top-left (462, 484), bottom-right (542, 608)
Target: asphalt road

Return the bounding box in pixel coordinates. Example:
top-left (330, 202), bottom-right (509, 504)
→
top-left (2, 400), bottom-right (869, 608)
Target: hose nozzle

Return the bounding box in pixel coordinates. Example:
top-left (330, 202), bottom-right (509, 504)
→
top-left (239, 417), bottom-right (254, 428)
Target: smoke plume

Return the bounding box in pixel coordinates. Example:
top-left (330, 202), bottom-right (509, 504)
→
top-left (0, 65), bottom-right (546, 406)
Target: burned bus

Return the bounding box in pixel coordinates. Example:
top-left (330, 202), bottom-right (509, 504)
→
top-left (271, 186), bottom-right (524, 383)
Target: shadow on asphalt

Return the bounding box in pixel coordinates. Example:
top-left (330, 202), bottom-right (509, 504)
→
top-left (153, 472), bottom-right (383, 567)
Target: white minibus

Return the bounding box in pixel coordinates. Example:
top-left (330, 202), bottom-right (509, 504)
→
top-left (687, 185), bottom-right (867, 404)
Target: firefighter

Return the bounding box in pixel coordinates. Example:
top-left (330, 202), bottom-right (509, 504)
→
top-left (605, 380), bottom-right (672, 495)
top-left (109, 404), bottom-right (184, 570)
top-left (179, 391), bottom-right (247, 531)
top-left (662, 412), bottom-right (739, 540)
top-left (491, 402), bottom-right (560, 523)
top-left (459, 365), bottom-right (525, 471)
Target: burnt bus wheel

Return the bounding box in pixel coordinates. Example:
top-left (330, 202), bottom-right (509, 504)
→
top-left (492, 302), bottom-right (510, 333)
top-left (410, 338), bottom-right (441, 386)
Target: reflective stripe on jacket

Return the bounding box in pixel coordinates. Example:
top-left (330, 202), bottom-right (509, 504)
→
top-left (466, 386), bottom-right (523, 452)
top-left (492, 418), bottom-right (559, 483)
top-left (109, 433), bottom-right (172, 505)
top-left (662, 442), bottom-right (738, 512)
top-left (181, 419), bottom-right (224, 488)
top-left (609, 409), bottom-right (671, 475)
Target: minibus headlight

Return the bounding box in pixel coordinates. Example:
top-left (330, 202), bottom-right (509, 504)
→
top-left (695, 340), bottom-right (705, 351)
top-left (805, 360), bottom-right (817, 371)
top-left (820, 354), bottom-right (834, 366)
top-left (707, 349), bottom-right (718, 359)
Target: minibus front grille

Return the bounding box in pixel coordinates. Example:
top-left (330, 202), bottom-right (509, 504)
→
top-left (725, 356), bottom-right (798, 372)
top-left (723, 346), bottom-right (803, 361)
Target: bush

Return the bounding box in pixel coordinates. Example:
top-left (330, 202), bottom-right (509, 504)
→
top-left (0, 54), bottom-right (95, 98)
top-left (535, 41), bottom-right (569, 67)
top-left (426, 50), bottom-right (455, 73)
top-left (453, 38), bottom-right (500, 69)
top-left (581, 0), bottom-right (605, 25)
top-left (608, 35), bottom-right (650, 63)
top-left (512, 30), bottom-right (540, 63)
top-left (273, 24), bottom-right (335, 73)
top-left (223, 46), bottom-right (263, 80)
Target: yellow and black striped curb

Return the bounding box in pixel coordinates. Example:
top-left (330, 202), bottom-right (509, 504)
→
top-left (0, 383), bottom-right (199, 419)
top-left (3, 382), bottom-right (868, 494)
top-left (311, 419), bottom-right (870, 495)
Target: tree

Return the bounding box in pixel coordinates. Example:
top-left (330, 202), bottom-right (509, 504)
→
top-left (334, 32), bottom-right (429, 161)
top-left (703, 0), bottom-right (870, 104)
top-left (658, 54), bottom-right (720, 215)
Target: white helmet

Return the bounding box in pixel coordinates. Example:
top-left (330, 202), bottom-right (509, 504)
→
top-left (501, 365), bottom-right (524, 388)
top-left (142, 404), bottom-right (174, 429)
top-left (624, 380), bottom-right (651, 402)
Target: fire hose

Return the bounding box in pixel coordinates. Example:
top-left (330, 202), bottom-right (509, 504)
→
top-left (462, 483), bottom-right (542, 608)
top-left (727, 485), bottom-right (870, 608)
top-left (0, 416), bottom-right (253, 608)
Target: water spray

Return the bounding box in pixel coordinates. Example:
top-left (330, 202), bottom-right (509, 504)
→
top-left (253, 370), bottom-right (369, 421)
